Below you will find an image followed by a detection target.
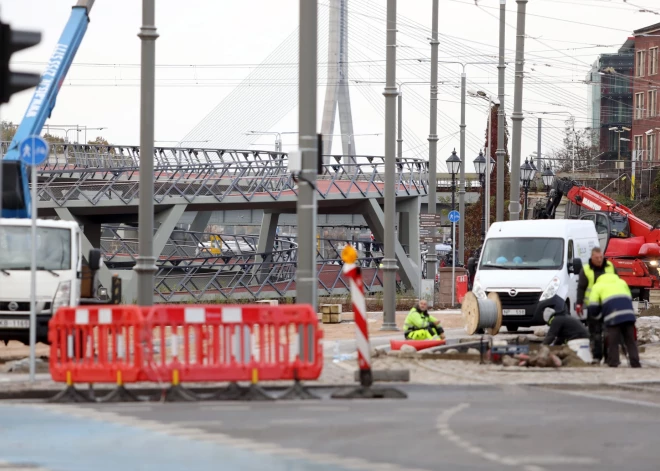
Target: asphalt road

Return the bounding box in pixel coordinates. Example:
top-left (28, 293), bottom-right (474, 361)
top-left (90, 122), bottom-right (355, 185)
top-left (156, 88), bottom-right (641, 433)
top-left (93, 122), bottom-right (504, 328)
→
top-left (2, 384), bottom-right (660, 471)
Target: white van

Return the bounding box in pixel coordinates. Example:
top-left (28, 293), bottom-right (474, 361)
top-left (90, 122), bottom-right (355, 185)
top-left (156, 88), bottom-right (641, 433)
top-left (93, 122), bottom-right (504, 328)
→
top-left (471, 220), bottom-right (599, 331)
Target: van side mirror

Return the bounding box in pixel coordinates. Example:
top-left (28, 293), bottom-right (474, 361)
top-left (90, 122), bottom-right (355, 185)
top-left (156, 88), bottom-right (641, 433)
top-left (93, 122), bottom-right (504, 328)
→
top-left (569, 257), bottom-right (583, 274)
top-left (88, 249), bottom-right (102, 271)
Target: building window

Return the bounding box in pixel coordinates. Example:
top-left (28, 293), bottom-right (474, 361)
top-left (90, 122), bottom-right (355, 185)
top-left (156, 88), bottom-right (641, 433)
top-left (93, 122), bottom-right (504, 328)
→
top-left (635, 135), bottom-right (644, 160)
top-left (636, 92), bottom-right (645, 119)
top-left (651, 48), bottom-right (659, 75)
top-left (638, 50), bottom-right (646, 77)
top-left (648, 133), bottom-right (656, 161)
top-left (649, 90), bottom-right (658, 118)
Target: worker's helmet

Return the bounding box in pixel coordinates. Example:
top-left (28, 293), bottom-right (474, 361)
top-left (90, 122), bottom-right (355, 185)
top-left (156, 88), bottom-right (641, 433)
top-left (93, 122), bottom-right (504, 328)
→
top-left (542, 307), bottom-right (555, 324)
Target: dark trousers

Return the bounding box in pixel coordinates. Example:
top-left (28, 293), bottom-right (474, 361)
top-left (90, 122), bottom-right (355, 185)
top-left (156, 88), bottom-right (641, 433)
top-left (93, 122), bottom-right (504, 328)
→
top-left (607, 322), bottom-right (641, 368)
top-left (588, 317), bottom-right (604, 361)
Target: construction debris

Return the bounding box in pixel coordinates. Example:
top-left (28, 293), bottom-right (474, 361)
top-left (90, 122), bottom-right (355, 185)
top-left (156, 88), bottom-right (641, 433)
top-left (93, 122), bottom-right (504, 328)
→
top-left (637, 316), bottom-right (660, 345)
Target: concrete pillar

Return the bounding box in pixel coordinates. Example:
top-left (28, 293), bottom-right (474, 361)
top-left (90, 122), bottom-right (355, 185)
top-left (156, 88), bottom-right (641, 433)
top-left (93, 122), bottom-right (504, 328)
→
top-left (397, 197), bottom-right (420, 270)
top-left (362, 199), bottom-right (418, 294)
top-left (189, 211), bottom-right (212, 233)
top-left (257, 211), bottom-right (280, 259)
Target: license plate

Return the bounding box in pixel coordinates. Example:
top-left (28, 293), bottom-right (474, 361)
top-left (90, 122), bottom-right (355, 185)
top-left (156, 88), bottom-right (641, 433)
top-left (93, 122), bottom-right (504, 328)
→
top-left (0, 319), bottom-right (30, 329)
top-left (503, 309), bottom-right (526, 316)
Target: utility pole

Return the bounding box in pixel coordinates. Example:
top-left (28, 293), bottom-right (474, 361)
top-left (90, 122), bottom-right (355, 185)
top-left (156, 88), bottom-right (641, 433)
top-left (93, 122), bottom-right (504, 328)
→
top-left (381, 0), bottom-right (398, 331)
top-left (509, 0), bottom-right (527, 221)
top-left (135, 0), bottom-right (158, 306)
top-left (458, 72), bottom-right (467, 263)
top-left (537, 118), bottom-right (542, 173)
top-left (297, 0), bottom-right (318, 311)
top-left (397, 90), bottom-right (403, 158)
top-left (496, 0), bottom-right (506, 222)
top-left (426, 0), bottom-right (439, 289)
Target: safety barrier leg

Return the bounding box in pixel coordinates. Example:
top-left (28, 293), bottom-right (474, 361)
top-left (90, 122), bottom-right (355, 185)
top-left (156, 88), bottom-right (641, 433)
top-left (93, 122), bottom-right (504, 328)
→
top-left (98, 371), bottom-right (141, 403)
top-left (163, 368), bottom-right (198, 402)
top-left (331, 247), bottom-right (407, 400)
top-left (48, 371), bottom-right (93, 404)
top-left (207, 381), bottom-right (249, 401)
top-left (279, 369), bottom-right (319, 400)
top-left (239, 369), bottom-right (274, 401)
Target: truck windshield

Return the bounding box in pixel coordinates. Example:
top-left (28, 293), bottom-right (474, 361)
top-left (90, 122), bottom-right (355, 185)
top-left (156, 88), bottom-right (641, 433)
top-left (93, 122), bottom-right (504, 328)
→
top-left (479, 237), bottom-right (564, 270)
top-left (0, 226), bottom-right (71, 270)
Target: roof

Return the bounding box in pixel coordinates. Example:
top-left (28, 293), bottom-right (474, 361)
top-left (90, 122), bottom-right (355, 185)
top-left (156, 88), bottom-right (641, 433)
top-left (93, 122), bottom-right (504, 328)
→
top-left (0, 218), bottom-right (79, 229)
top-left (634, 22), bottom-right (660, 36)
top-left (486, 220), bottom-right (596, 239)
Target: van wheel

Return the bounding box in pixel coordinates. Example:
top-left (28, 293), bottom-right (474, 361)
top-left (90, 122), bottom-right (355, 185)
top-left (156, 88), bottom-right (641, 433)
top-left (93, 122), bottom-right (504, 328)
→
top-left (507, 326), bottom-right (519, 332)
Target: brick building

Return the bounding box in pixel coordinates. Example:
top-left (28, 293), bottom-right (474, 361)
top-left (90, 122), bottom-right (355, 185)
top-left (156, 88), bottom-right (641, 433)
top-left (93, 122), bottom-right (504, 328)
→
top-left (587, 39), bottom-right (634, 164)
top-left (630, 23), bottom-right (660, 197)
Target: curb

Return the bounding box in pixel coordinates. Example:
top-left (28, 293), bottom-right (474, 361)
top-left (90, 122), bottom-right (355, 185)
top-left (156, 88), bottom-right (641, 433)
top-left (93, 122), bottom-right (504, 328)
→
top-left (0, 383), bottom-right (360, 401)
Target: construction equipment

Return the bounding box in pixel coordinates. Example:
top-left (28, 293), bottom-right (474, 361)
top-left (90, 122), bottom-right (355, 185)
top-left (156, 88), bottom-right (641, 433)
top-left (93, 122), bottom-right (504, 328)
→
top-left (533, 178), bottom-right (660, 301)
top-left (0, 1), bottom-right (119, 346)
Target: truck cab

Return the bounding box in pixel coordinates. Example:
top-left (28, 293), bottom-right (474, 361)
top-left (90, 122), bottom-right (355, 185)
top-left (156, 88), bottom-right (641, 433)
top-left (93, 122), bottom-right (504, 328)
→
top-left (0, 218), bottom-right (83, 344)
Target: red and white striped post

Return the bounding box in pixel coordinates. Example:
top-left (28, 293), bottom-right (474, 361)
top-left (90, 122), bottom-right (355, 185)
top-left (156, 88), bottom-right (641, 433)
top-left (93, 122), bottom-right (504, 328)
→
top-left (341, 245), bottom-right (372, 387)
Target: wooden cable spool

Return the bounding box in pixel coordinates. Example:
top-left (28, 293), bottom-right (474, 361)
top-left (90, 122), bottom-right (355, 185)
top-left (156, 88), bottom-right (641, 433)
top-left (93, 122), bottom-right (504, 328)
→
top-left (462, 291), bottom-right (503, 335)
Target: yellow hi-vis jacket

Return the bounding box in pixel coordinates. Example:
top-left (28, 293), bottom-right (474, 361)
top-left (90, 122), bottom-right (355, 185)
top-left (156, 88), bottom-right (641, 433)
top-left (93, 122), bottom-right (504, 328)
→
top-left (587, 273), bottom-right (636, 327)
top-left (404, 307), bottom-right (438, 332)
top-left (582, 260), bottom-right (615, 301)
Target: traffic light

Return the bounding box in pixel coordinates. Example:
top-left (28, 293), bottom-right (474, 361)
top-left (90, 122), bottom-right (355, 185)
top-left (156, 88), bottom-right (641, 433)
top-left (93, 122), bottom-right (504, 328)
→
top-left (0, 19), bottom-right (41, 104)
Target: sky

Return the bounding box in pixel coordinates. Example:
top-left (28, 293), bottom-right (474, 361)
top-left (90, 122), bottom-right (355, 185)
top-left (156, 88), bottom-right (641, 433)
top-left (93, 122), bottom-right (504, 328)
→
top-left (1, 0), bottom-right (659, 171)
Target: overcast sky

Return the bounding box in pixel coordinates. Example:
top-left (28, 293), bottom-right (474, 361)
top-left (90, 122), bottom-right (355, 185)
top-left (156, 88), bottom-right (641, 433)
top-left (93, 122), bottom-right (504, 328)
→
top-left (1, 0), bottom-right (658, 170)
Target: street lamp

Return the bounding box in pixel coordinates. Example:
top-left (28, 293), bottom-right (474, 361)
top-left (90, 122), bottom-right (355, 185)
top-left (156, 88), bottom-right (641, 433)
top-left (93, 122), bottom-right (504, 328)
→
top-left (474, 150), bottom-right (495, 240)
top-left (446, 149), bottom-right (461, 212)
top-left (520, 158), bottom-right (534, 220)
top-left (246, 131), bottom-right (298, 152)
top-left (542, 164), bottom-right (555, 196)
top-left (609, 126), bottom-right (631, 162)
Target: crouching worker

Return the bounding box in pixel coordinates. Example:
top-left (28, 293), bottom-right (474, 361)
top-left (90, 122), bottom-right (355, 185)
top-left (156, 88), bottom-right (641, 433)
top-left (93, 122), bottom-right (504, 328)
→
top-left (404, 299), bottom-right (445, 340)
top-left (542, 296), bottom-right (589, 347)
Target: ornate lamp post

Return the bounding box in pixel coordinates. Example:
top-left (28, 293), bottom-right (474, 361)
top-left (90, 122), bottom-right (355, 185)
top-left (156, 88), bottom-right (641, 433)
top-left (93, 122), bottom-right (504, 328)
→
top-left (446, 149), bottom-right (461, 212)
top-left (473, 150), bottom-right (495, 240)
top-left (520, 158), bottom-right (534, 220)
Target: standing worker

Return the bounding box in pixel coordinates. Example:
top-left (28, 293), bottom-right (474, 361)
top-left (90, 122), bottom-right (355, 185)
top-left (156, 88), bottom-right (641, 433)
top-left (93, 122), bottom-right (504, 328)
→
top-left (403, 299), bottom-right (445, 340)
top-left (587, 273), bottom-right (641, 368)
top-left (576, 247), bottom-right (616, 363)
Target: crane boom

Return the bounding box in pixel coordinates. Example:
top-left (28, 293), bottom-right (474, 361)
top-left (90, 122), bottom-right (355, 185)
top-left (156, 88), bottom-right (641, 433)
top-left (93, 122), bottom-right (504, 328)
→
top-left (1, 0), bottom-right (95, 219)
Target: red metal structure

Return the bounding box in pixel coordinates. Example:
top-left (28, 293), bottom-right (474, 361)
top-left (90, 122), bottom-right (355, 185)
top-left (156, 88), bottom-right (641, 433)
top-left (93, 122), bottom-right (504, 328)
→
top-left (534, 178), bottom-right (660, 298)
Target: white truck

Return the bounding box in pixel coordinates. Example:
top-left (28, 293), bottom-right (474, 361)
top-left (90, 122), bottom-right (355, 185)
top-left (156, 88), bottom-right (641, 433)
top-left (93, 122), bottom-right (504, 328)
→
top-left (0, 218), bottom-right (114, 345)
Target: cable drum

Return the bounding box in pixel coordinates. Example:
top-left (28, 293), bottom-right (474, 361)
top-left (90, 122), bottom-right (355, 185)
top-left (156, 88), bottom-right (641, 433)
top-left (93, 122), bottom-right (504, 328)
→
top-left (462, 292), bottom-right (503, 335)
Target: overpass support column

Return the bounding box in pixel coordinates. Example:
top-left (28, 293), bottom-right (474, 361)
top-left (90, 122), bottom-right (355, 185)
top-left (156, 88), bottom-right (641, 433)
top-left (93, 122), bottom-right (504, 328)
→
top-left (54, 208), bottom-right (113, 295)
top-left (189, 211), bottom-right (212, 233)
top-left (256, 211), bottom-right (280, 282)
top-left (153, 205), bottom-right (188, 260)
top-left (362, 199), bottom-right (419, 295)
top-left (397, 197), bottom-right (420, 271)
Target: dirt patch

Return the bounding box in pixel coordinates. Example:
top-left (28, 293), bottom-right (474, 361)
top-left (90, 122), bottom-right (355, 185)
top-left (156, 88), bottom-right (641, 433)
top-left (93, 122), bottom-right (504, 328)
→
top-left (640, 306), bottom-right (660, 317)
top-left (0, 342), bottom-right (50, 363)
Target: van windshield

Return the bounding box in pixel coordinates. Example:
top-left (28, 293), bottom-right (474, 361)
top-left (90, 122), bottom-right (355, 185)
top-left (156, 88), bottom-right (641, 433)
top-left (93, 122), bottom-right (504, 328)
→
top-left (0, 226), bottom-right (72, 270)
top-left (479, 237), bottom-right (564, 270)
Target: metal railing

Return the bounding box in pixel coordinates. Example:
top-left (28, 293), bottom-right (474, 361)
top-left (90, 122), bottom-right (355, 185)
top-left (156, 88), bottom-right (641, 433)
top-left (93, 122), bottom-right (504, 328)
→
top-left (100, 226), bottom-right (403, 302)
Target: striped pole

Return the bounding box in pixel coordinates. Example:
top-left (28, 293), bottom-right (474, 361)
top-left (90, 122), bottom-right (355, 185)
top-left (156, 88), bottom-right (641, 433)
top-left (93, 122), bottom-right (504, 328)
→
top-left (341, 245), bottom-right (372, 387)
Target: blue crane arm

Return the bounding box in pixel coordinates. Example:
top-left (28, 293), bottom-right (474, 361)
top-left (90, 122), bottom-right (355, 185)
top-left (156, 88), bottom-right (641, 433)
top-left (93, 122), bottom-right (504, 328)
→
top-left (1, 0), bottom-right (95, 219)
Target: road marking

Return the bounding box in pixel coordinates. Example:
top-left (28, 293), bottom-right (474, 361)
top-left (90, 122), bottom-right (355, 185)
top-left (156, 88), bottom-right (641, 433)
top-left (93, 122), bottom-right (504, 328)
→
top-left (270, 418), bottom-right (315, 425)
top-left (545, 387), bottom-right (660, 409)
top-left (205, 404), bottom-right (252, 412)
top-left (299, 405), bottom-right (350, 412)
top-left (30, 403), bottom-right (433, 471)
top-left (436, 403), bottom-right (599, 470)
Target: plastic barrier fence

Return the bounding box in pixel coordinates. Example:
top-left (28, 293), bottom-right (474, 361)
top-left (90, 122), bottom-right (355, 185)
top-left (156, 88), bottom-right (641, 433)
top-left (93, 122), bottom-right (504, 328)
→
top-left (456, 275), bottom-right (468, 304)
top-left (49, 305), bottom-right (145, 385)
top-left (48, 304), bottom-right (322, 387)
top-left (141, 304), bottom-right (323, 385)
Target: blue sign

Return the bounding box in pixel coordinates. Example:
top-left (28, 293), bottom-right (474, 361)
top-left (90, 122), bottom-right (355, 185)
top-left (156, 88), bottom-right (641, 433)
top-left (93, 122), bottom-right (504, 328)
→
top-left (448, 210), bottom-right (461, 223)
top-left (20, 135), bottom-right (50, 167)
